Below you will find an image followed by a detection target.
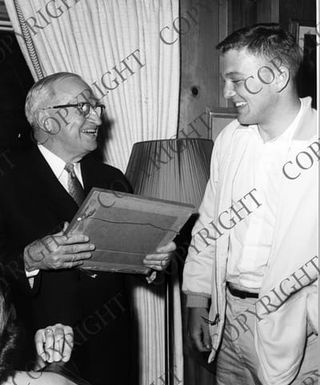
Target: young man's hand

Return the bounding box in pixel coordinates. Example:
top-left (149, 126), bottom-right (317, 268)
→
top-left (188, 308), bottom-right (212, 352)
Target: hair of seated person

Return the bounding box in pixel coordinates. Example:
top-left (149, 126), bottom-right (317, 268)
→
top-left (0, 282), bottom-right (20, 384)
top-left (42, 362), bottom-right (92, 385)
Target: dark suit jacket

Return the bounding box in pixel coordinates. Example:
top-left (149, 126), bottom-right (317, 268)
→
top-left (0, 145), bottom-right (132, 385)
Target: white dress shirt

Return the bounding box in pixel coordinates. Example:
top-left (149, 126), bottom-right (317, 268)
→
top-left (26, 145), bottom-right (84, 280)
top-left (38, 144), bottom-right (84, 189)
top-left (226, 102), bottom-right (304, 292)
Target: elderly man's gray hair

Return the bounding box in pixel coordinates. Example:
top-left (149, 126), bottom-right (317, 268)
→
top-left (25, 72), bottom-right (84, 130)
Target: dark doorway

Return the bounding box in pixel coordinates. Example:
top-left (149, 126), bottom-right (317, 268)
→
top-left (0, 31), bottom-right (34, 151)
top-left (297, 33), bottom-right (317, 108)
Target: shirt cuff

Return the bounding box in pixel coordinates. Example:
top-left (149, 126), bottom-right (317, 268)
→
top-left (186, 294), bottom-right (210, 308)
top-left (25, 269), bottom-right (40, 278)
top-left (146, 271), bottom-right (157, 284)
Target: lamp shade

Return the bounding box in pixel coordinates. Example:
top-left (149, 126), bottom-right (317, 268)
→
top-left (125, 138), bottom-right (213, 208)
top-left (124, 138), bottom-right (213, 385)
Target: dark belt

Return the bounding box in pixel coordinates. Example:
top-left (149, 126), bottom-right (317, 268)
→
top-left (227, 283), bottom-right (259, 299)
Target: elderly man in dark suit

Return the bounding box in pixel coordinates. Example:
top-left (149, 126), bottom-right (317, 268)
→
top-left (0, 72), bottom-right (175, 385)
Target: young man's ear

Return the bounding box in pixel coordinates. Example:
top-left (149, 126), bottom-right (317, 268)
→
top-left (274, 65), bottom-right (290, 93)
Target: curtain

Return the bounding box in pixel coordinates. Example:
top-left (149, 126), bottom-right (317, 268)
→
top-left (5, 0), bottom-right (179, 172)
top-left (5, 1), bottom-right (181, 384)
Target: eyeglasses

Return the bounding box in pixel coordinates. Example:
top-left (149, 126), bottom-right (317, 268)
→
top-left (40, 102), bottom-right (105, 118)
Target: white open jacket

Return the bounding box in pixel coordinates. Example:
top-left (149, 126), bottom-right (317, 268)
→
top-left (183, 97), bottom-right (318, 385)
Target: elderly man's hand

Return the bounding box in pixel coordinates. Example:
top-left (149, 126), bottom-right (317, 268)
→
top-left (35, 324), bottom-right (74, 369)
top-left (143, 241), bottom-right (176, 271)
top-left (24, 222), bottom-right (94, 271)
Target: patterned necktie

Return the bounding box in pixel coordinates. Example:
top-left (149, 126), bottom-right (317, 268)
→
top-left (64, 163), bottom-right (85, 206)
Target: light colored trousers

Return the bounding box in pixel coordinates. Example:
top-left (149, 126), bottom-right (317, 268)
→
top-left (215, 289), bottom-right (318, 385)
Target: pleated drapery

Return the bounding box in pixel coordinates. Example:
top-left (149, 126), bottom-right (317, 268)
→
top-left (5, 0), bottom-right (180, 172)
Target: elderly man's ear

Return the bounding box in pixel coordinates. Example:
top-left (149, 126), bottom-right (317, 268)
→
top-left (35, 110), bottom-right (63, 135)
top-left (34, 110), bottom-right (50, 133)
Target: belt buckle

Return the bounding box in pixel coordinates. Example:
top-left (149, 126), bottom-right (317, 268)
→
top-left (227, 283), bottom-right (257, 299)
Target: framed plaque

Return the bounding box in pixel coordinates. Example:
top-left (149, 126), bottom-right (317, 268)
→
top-left (66, 188), bottom-right (195, 274)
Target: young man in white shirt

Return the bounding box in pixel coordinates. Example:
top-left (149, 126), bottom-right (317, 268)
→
top-left (183, 24), bottom-right (318, 385)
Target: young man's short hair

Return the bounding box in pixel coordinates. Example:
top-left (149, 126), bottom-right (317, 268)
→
top-left (216, 23), bottom-right (302, 80)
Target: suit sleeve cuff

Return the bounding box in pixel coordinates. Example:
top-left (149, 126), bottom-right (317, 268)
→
top-left (25, 269), bottom-right (40, 278)
top-left (186, 294), bottom-right (210, 308)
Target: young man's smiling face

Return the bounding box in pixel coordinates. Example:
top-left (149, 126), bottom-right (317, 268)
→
top-left (221, 48), bottom-right (280, 127)
top-left (41, 76), bottom-right (102, 163)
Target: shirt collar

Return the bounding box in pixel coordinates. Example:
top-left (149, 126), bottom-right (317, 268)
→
top-left (276, 97), bottom-right (304, 143)
top-left (250, 98), bottom-right (304, 145)
top-left (38, 144), bottom-right (66, 180)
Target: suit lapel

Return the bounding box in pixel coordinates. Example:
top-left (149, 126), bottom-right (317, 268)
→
top-left (80, 155), bottom-right (104, 195)
top-left (80, 161), bottom-right (93, 196)
top-left (29, 146), bottom-right (79, 221)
